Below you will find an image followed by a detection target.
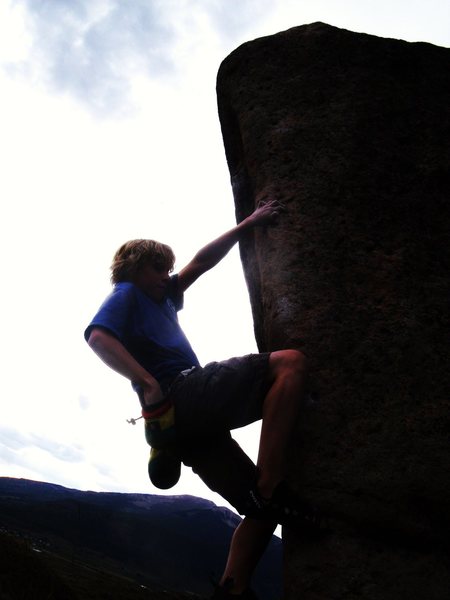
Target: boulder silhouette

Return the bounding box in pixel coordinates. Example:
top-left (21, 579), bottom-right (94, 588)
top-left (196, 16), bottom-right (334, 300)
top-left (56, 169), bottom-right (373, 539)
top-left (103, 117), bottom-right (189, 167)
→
top-left (217, 22), bottom-right (450, 600)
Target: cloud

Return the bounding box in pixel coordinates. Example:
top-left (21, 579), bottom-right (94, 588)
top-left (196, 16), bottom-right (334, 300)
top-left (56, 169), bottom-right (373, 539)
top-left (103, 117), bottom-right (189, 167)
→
top-left (78, 394), bottom-right (91, 411)
top-left (200, 0), bottom-right (274, 43)
top-left (10, 0), bottom-right (177, 116)
top-left (5, 0), bottom-right (276, 117)
top-left (0, 425), bottom-right (85, 465)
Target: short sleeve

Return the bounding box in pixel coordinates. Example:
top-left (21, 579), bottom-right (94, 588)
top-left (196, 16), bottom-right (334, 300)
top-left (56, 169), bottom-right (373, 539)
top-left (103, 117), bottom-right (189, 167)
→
top-left (84, 282), bottom-right (136, 342)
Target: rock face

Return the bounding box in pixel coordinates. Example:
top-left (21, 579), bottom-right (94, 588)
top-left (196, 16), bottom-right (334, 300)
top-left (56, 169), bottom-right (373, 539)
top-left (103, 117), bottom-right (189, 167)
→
top-left (217, 23), bottom-right (450, 600)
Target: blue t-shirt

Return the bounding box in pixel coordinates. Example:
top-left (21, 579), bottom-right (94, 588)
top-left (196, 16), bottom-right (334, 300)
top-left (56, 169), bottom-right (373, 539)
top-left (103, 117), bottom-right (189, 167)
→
top-left (84, 275), bottom-right (200, 385)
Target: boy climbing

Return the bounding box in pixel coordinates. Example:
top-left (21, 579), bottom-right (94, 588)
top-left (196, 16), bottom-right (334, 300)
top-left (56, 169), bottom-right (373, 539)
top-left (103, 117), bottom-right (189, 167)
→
top-left (84, 199), bottom-right (321, 599)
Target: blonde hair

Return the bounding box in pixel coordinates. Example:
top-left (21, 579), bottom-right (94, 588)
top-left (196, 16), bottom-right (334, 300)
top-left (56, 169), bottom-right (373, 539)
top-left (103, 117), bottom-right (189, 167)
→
top-left (110, 239), bottom-right (175, 284)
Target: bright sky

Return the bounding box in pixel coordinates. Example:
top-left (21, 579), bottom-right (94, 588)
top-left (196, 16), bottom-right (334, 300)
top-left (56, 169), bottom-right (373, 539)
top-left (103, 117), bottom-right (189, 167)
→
top-left (1, 0), bottom-right (449, 516)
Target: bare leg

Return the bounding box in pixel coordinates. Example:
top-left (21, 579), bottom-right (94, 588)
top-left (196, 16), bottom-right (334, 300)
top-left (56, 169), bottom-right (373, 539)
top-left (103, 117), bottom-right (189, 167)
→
top-left (217, 350), bottom-right (306, 594)
top-left (214, 350), bottom-right (307, 596)
top-left (257, 349), bottom-right (307, 498)
top-left (219, 517), bottom-right (277, 593)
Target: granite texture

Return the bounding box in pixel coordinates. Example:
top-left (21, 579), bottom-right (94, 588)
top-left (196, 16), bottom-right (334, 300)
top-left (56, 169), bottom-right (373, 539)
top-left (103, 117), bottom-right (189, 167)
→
top-left (217, 22), bottom-right (450, 599)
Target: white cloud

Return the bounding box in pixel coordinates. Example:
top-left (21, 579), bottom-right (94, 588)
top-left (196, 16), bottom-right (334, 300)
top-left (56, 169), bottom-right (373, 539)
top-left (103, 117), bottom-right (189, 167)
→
top-left (195, 0), bottom-right (275, 43)
top-left (10, 0), bottom-right (177, 115)
top-left (78, 394), bottom-right (91, 410)
top-left (0, 426), bottom-right (85, 474)
top-left (6, 0), bottom-right (278, 117)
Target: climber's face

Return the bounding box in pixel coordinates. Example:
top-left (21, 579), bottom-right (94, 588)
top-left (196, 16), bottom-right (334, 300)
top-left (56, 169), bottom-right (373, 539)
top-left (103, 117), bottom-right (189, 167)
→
top-left (133, 262), bottom-right (170, 302)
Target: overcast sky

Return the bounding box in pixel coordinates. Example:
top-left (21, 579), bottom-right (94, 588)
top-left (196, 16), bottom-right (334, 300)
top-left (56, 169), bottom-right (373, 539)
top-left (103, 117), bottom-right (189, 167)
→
top-left (1, 0), bottom-right (449, 514)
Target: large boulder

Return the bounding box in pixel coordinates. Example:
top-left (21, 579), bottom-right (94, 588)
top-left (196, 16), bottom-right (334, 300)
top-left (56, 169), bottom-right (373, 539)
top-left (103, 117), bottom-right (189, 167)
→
top-left (217, 22), bottom-right (450, 600)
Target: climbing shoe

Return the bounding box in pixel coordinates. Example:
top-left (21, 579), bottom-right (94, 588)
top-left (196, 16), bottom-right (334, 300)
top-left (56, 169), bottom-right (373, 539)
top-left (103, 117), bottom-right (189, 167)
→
top-left (245, 481), bottom-right (325, 537)
top-left (142, 398), bottom-right (177, 449)
top-left (269, 481), bottom-right (324, 536)
top-left (148, 446), bottom-right (181, 489)
top-left (210, 578), bottom-right (258, 600)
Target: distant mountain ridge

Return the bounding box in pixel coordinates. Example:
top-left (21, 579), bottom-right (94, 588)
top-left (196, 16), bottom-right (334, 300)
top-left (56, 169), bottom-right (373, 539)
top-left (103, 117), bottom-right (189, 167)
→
top-left (0, 477), bottom-right (282, 599)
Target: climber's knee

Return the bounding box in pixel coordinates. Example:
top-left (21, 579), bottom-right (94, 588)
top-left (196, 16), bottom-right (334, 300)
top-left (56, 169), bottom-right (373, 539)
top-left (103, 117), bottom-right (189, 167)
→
top-left (268, 349), bottom-right (307, 380)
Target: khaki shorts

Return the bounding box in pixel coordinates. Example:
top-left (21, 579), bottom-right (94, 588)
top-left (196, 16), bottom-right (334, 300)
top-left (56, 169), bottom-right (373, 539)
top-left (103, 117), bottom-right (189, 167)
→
top-left (168, 353), bottom-right (271, 514)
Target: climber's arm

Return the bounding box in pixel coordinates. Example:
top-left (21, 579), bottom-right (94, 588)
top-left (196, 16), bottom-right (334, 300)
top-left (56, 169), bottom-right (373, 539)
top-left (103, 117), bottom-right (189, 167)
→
top-left (87, 327), bottom-right (163, 407)
top-left (178, 198), bottom-right (282, 292)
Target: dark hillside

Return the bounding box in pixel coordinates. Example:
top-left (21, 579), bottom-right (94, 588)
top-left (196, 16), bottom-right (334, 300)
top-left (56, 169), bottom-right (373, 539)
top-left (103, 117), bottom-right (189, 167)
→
top-left (0, 477), bottom-right (282, 600)
top-left (0, 530), bottom-right (193, 600)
